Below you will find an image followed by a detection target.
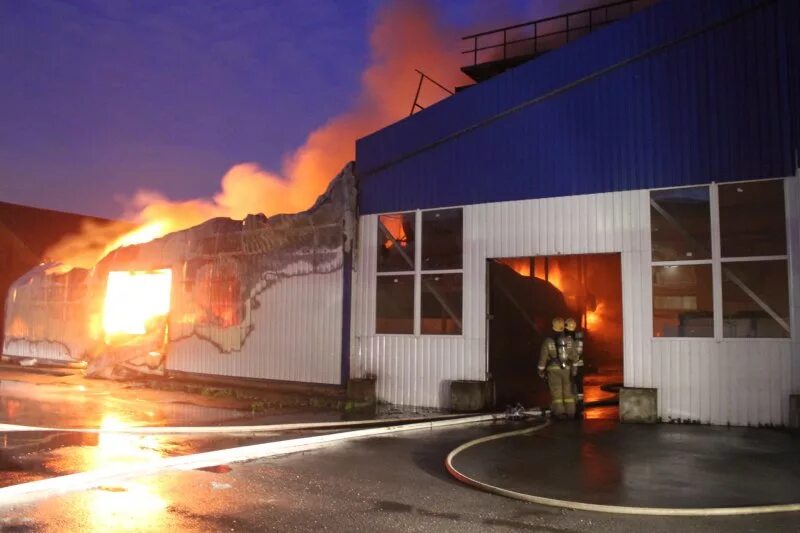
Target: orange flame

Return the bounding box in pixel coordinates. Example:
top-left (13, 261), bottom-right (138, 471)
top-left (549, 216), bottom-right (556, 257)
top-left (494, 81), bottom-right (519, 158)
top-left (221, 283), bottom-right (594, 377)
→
top-left (102, 270), bottom-right (172, 342)
top-left (500, 257), bottom-right (607, 332)
top-left (104, 222), bottom-right (168, 256)
top-left (586, 301), bottom-right (607, 332)
top-left (43, 1), bottom-right (469, 270)
top-left (537, 262), bottom-right (565, 293)
top-left (498, 257), bottom-right (530, 277)
top-left (379, 214), bottom-right (409, 249)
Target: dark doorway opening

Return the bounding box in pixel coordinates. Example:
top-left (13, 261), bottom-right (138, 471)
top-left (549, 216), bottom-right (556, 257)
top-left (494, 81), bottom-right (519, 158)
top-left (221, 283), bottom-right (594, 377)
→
top-left (487, 253), bottom-right (623, 418)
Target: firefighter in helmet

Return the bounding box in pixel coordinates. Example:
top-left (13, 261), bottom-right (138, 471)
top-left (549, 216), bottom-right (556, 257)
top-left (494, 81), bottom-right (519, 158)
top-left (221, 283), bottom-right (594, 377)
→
top-left (565, 317), bottom-right (585, 416)
top-left (538, 317), bottom-right (576, 419)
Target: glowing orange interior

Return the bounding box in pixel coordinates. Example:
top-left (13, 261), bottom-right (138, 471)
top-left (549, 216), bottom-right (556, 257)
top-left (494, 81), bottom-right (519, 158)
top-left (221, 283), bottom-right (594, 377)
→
top-left (103, 269), bottom-right (172, 340)
top-left (379, 215), bottom-right (408, 249)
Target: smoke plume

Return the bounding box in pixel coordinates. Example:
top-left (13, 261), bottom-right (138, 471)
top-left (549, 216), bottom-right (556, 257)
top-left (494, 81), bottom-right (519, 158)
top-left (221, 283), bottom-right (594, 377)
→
top-left (45, 0), bottom-right (470, 269)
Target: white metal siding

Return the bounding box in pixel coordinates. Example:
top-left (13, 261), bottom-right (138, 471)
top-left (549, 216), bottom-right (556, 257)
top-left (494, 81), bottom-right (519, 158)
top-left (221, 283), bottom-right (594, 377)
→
top-left (352, 177), bottom-right (800, 425)
top-left (167, 269), bottom-right (343, 385)
top-left (3, 339), bottom-right (73, 362)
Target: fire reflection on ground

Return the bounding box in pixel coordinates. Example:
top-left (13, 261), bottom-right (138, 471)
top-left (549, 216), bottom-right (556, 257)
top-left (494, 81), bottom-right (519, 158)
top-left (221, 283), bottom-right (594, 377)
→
top-left (85, 415), bottom-right (168, 530)
top-left (87, 481), bottom-right (168, 532)
top-left (582, 369), bottom-right (622, 420)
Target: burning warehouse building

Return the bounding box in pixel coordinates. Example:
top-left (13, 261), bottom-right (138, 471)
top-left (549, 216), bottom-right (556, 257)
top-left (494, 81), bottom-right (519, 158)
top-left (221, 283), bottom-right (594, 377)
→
top-left (4, 165), bottom-right (355, 384)
top-left (350, 0), bottom-right (800, 426)
top-left (3, 0), bottom-right (799, 427)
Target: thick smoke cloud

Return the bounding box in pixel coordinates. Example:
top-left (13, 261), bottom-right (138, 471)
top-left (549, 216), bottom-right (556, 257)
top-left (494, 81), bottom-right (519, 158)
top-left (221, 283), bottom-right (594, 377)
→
top-left (45, 0), bottom-right (469, 269)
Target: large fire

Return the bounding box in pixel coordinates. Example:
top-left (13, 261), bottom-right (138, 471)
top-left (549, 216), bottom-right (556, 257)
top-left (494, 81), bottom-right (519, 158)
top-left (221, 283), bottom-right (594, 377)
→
top-left (498, 256), bottom-right (603, 332)
top-left (498, 257), bottom-right (566, 294)
top-left (102, 270), bottom-right (172, 341)
top-left (104, 222), bottom-right (168, 256)
top-left (42, 1), bottom-right (468, 270)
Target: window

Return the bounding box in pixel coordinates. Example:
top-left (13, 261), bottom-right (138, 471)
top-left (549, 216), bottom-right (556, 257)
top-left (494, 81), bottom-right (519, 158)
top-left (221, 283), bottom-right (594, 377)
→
top-left (421, 273), bottom-right (462, 335)
top-left (719, 181), bottom-right (786, 257)
top-left (650, 180), bottom-right (790, 339)
top-left (422, 209), bottom-right (462, 270)
top-left (651, 187), bottom-right (711, 261)
top-left (650, 186), bottom-right (713, 337)
top-left (375, 209), bottom-right (463, 335)
top-left (722, 261), bottom-right (789, 338)
top-left (718, 180), bottom-right (789, 338)
top-left (652, 265), bottom-right (713, 337)
top-left (377, 212), bottom-right (415, 272)
top-left (376, 275), bottom-right (414, 334)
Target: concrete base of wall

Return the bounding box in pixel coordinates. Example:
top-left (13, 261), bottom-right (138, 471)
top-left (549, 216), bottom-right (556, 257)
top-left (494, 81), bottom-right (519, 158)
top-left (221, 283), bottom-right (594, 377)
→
top-left (450, 380), bottom-right (492, 412)
top-left (790, 395), bottom-right (799, 429)
top-left (619, 387), bottom-right (658, 424)
top-left (347, 377), bottom-right (376, 406)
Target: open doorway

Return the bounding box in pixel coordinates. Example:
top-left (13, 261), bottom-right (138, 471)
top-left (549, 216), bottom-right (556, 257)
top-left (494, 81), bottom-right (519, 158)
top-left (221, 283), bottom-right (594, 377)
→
top-left (487, 253), bottom-right (623, 418)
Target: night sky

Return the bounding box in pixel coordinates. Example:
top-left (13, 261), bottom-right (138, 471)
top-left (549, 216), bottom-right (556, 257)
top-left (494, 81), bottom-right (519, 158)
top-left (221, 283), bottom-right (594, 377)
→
top-left (1, 0), bottom-right (593, 219)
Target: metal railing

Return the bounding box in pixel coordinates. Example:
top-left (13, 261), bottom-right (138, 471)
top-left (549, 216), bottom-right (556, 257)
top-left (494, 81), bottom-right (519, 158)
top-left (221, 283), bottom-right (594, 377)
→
top-left (462, 0), bottom-right (653, 68)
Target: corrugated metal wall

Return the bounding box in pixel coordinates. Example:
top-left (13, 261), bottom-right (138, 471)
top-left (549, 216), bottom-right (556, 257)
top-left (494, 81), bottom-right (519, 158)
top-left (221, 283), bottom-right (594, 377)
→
top-left (357, 0), bottom-right (800, 215)
top-left (3, 339), bottom-right (73, 362)
top-left (167, 268), bottom-right (343, 385)
top-left (352, 177), bottom-right (799, 424)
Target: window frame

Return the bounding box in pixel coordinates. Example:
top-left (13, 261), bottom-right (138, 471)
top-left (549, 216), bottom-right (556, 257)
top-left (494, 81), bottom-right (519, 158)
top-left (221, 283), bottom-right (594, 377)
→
top-left (650, 178), bottom-right (792, 341)
top-left (375, 208), bottom-right (464, 337)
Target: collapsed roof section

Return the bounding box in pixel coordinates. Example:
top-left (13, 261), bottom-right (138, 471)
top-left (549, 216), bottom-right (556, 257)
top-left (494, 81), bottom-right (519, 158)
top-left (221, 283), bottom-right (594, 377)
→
top-left (3, 163), bottom-right (357, 378)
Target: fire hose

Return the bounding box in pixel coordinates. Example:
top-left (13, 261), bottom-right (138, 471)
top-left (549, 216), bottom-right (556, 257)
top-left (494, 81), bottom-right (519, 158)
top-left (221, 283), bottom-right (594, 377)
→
top-left (0, 411), bottom-right (525, 506)
top-left (0, 413), bottom-right (501, 435)
top-left (444, 420), bottom-right (800, 516)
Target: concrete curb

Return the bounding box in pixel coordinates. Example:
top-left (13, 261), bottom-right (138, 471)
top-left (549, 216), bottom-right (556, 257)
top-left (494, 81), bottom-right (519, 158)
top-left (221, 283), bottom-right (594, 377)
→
top-left (445, 421), bottom-right (800, 516)
top-left (0, 413), bottom-right (504, 507)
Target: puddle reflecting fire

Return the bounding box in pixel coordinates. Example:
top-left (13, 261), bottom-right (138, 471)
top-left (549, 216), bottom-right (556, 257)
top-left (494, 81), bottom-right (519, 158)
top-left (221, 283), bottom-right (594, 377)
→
top-left (93, 414), bottom-right (164, 467)
top-left (87, 414), bottom-right (169, 529)
top-left (87, 481), bottom-right (168, 531)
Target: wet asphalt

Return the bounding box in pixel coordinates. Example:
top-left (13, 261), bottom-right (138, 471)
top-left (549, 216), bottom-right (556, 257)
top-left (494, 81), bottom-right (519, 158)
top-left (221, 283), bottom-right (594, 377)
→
top-left (453, 419), bottom-right (800, 508)
top-left (1, 372), bottom-right (799, 532)
top-left (0, 375), bottom-right (354, 490)
top-left (2, 423), bottom-right (799, 532)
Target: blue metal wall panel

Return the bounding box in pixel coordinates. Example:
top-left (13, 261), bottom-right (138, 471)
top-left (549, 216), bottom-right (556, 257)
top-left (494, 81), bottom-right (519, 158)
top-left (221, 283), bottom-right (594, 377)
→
top-left (357, 0), bottom-right (799, 215)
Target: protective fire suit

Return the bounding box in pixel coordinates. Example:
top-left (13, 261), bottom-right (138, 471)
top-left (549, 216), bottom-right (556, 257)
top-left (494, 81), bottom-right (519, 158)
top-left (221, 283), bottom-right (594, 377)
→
top-left (569, 330), bottom-right (585, 416)
top-left (538, 321), bottom-right (576, 418)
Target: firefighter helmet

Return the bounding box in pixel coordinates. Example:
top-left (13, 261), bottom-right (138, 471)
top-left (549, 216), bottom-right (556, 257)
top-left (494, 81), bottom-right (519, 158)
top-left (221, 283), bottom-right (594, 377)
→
top-left (565, 317), bottom-right (577, 332)
top-left (552, 317), bottom-right (565, 332)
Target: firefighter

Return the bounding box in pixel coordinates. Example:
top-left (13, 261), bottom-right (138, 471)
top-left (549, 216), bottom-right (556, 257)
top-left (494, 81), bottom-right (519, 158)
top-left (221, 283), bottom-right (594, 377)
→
top-left (565, 318), bottom-right (585, 417)
top-left (538, 317), bottom-right (576, 419)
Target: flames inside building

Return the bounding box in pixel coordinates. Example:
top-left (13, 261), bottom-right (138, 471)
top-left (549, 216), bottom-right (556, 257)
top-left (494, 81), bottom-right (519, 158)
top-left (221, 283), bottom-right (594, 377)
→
top-left (489, 254), bottom-right (623, 410)
top-left (3, 164), bottom-right (356, 381)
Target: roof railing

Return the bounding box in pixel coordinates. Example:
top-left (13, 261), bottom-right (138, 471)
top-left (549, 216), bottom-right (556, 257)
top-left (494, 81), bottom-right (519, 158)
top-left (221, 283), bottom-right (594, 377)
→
top-left (462, 0), bottom-right (653, 68)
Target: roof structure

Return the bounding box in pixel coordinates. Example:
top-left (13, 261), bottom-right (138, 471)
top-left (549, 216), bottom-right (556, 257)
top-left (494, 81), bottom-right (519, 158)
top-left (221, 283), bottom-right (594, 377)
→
top-left (0, 201), bottom-right (127, 346)
top-left (356, 0), bottom-right (800, 215)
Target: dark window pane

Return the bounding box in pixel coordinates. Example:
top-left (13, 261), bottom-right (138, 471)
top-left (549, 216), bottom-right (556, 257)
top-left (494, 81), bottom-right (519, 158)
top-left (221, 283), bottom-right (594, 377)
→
top-left (652, 265), bottom-right (713, 337)
top-left (422, 208), bottom-right (462, 270)
top-left (376, 275), bottom-right (414, 334)
top-left (650, 187), bottom-right (711, 261)
top-left (719, 180), bottom-right (786, 257)
top-left (722, 260), bottom-right (789, 338)
top-left (421, 273), bottom-right (462, 335)
top-left (377, 213), bottom-right (415, 272)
